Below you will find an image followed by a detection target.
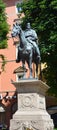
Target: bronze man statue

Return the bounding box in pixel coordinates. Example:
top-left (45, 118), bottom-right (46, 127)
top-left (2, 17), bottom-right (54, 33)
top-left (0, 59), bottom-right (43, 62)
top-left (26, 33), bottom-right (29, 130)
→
top-left (24, 22), bottom-right (40, 57)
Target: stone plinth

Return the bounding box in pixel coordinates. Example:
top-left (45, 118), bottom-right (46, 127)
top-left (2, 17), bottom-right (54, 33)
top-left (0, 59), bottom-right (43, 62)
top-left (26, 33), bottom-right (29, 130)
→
top-left (10, 79), bottom-right (54, 130)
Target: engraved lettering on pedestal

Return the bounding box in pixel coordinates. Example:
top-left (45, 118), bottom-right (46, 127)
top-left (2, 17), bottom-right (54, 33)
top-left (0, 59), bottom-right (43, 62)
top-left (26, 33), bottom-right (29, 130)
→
top-left (39, 95), bottom-right (45, 109)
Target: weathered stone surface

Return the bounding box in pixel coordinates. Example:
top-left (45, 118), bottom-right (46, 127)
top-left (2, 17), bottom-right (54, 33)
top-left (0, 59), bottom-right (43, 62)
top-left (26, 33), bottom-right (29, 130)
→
top-left (10, 79), bottom-right (54, 130)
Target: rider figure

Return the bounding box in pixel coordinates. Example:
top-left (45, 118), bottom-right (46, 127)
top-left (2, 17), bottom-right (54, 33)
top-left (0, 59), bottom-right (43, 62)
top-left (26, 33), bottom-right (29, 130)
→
top-left (24, 22), bottom-right (40, 57)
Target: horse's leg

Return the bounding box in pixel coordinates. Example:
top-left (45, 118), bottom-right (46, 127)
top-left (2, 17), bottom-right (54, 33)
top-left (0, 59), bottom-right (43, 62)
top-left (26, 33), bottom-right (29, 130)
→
top-left (35, 55), bottom-right (41, 79)
top-left (28, 50), bottom-right (33, 78)
top-left (36, 62), bottom-right (38, 79)
top-left (22, 58), bottom-right (26, 79)
top-left (16, 48), bottom-right (20, 63)
top-left (36, 61), bottom-right (41, 79)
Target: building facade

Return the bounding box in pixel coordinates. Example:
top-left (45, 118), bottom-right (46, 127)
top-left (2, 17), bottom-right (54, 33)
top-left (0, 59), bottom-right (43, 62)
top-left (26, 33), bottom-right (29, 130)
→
top-left (0, 0), bottom-right (22, 128)
top-left (0, 0), bottom-right (57, 129)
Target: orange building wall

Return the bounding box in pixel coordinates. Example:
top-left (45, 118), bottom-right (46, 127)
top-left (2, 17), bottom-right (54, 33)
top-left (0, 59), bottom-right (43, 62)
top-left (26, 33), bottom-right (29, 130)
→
top-left (0, 1), bottom-right (20, 127)
top-left (0, 0), bottom-right (21, 95)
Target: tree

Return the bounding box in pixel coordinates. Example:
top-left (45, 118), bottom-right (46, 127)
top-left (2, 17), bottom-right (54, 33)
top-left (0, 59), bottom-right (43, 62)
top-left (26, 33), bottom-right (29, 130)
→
top-left (17, 0), bottom-right (57, 96)
top-left (0, 0), bottom-right (9, 70)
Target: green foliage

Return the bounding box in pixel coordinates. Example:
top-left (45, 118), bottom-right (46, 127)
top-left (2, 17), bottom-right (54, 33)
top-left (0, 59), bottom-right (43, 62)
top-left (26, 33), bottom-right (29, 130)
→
top-left (0, 0), bottom-right (9, 71)
top-left (17, 0), bottom-right (57, 96)
top-left (0, 0), bottom-right (9, 49)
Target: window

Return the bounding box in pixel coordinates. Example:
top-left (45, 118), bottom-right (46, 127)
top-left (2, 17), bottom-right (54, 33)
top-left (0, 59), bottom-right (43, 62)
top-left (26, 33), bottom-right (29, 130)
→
top-left (15, 0), bottom-right (24, 24)
top-left (16, 73), bottom-right (24, 81)
top-left (15, 1), bottom-right (22, 14)
top-left (14, 66), bottom-right (26, 81)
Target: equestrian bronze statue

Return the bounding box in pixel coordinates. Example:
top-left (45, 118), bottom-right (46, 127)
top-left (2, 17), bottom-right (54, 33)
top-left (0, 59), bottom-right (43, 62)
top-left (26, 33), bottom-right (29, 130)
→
top-left (11, 22), bottom-right (41, 78)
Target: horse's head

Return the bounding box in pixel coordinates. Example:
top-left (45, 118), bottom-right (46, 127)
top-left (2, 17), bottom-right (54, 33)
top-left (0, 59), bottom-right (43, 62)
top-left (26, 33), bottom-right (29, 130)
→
top-left (11, 23), bottom-right (21, 37)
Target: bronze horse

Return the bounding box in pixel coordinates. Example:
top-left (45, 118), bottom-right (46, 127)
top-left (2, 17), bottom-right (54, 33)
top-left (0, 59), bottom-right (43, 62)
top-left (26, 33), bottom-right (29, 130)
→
top-left (11, 23), bottom-right (41, 78)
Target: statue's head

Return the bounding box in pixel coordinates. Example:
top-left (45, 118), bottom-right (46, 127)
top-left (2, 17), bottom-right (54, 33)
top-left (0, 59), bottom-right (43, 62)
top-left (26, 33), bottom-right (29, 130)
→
top-left (26, 22), bottom-right (31, 29)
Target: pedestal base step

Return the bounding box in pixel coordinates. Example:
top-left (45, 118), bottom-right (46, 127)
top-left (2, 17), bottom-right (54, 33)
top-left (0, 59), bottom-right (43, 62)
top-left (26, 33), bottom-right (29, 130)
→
top-left (10, 110), bottom-right (54, 130)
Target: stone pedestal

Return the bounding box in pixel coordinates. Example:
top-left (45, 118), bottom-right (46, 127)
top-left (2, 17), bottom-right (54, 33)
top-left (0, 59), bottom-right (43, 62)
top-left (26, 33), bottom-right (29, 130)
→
top-left (10, 79), bottom-right (54, 130)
